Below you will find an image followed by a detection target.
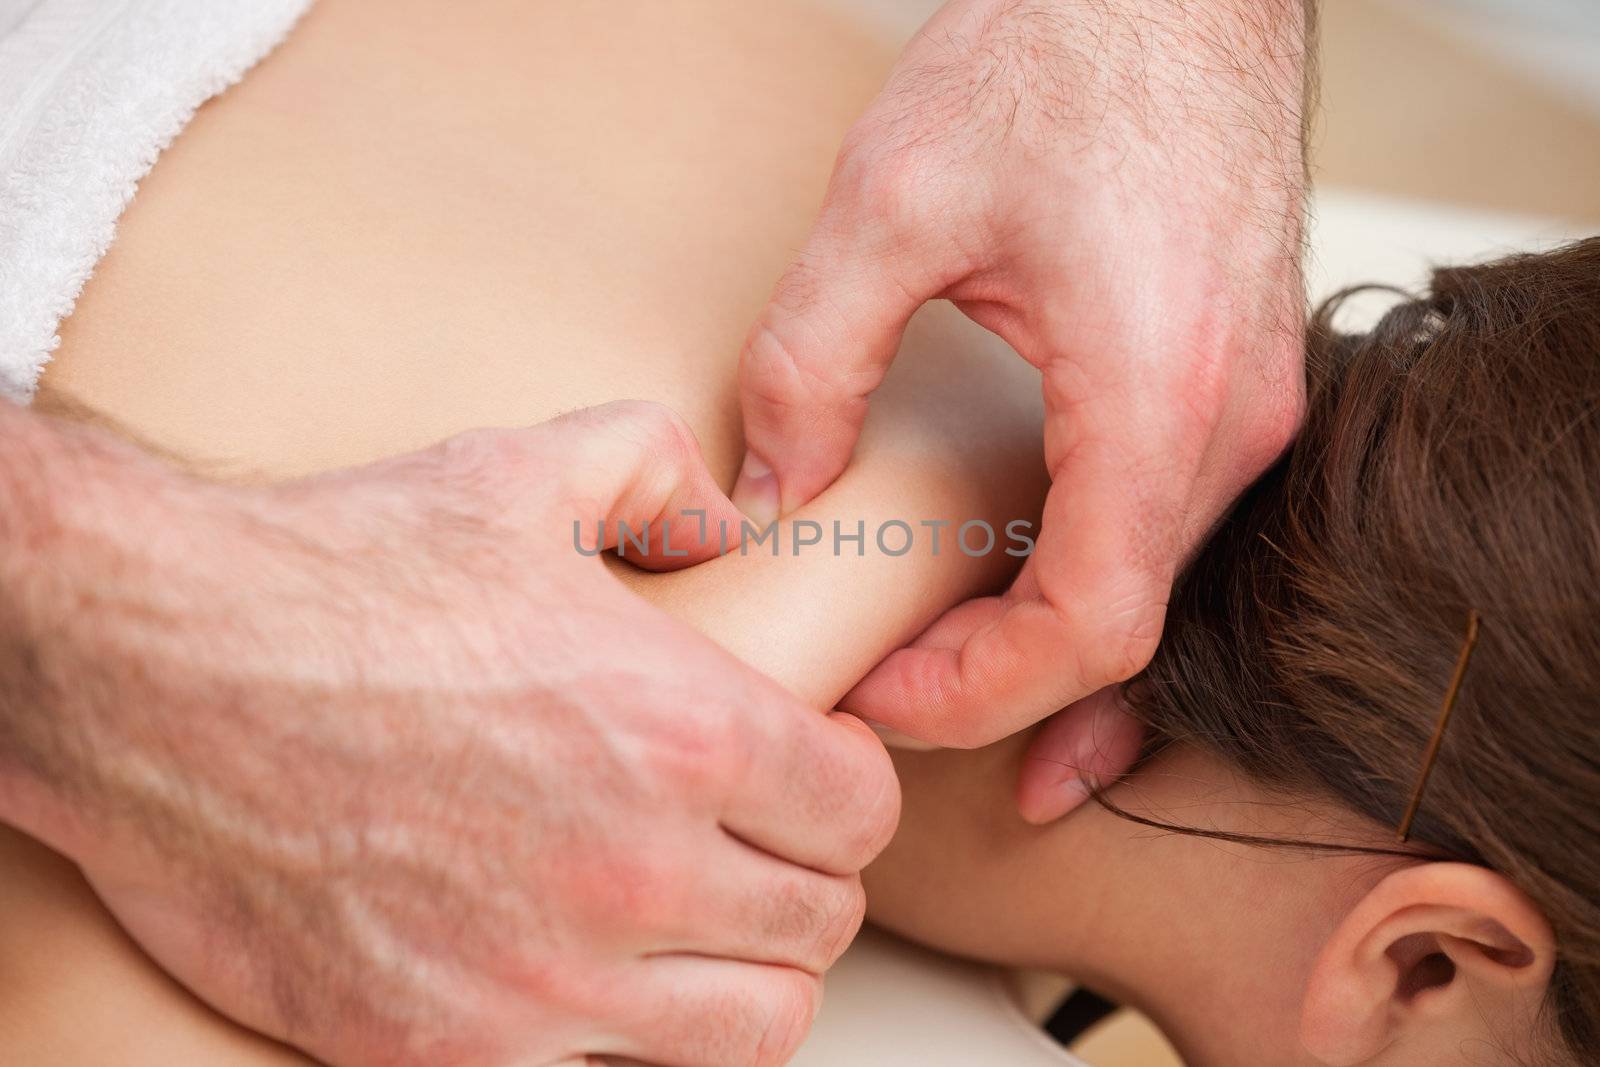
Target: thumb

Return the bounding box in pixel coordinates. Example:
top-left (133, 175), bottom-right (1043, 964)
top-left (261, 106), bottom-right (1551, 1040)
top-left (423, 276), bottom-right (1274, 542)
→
top-left (543, 400), bottom-right (745, 570)
top-left (733, 209), bottom-right (940, 525)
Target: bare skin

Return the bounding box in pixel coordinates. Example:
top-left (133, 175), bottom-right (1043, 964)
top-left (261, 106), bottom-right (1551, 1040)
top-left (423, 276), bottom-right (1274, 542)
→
top-left (6, 2), bottom-right (1043, 1064)
top-left (873, 738), bottom-right (1557, 1067)
top-left (730, 0), bottom-right (1311, 810)
top-left (1, 4), bottom-right (1561, 1067)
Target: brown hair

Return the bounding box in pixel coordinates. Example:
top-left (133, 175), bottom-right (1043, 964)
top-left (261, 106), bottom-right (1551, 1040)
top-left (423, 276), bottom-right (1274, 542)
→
top-left (1125, 237), bottom-right (1600, 1058)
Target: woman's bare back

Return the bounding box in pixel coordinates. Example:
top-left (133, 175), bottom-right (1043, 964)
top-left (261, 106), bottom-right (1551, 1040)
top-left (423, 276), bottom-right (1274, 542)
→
top-left (12, 3), bottom-right (1048, 1062)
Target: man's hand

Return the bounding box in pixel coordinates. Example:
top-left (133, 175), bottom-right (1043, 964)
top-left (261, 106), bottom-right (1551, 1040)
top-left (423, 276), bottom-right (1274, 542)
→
top-left (0, 400), bottom-right (897, 1067)
top-left (732, 0), bottom-right (1309, 795)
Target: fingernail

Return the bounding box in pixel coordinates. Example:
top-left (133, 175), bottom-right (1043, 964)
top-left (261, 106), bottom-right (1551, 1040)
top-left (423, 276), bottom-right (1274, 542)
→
top-left (731, 450), bottom-right (780, 527)
top-left (863, 719), bottom-right (938, 751)
top-left (1019, 774), bottom-right (1091, 826)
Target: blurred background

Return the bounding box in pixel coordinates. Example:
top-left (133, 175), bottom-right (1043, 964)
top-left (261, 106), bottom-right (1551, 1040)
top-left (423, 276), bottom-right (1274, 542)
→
top-left (1316, 0), bottom-right (1599, 219)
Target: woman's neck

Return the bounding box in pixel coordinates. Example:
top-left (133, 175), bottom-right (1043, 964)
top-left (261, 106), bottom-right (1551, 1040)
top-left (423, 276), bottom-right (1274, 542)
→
top-left (1062, 754), bottom-right (1398, 1066)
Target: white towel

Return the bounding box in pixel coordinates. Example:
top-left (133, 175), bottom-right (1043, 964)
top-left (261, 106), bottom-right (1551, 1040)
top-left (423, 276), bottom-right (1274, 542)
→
top-left (0, 0), bottom-right (312, 404)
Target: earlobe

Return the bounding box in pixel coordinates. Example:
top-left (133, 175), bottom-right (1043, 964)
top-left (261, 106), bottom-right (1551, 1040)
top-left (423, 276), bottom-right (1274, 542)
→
top-left (1299, 862), bottom-right (1555, 1066)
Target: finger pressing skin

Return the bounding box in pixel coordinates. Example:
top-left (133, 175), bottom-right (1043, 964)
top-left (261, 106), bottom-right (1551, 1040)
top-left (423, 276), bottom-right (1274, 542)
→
top-left (838, 593), bottom-right (1090, 747)
top-left (542, 399), bottom-right (746, 569)
top-left (1016, 687), bottom-right (1147, 825)
top-left (606, 956), bottom-right (823, 1067)
top-left (840, 380), bottom-right (1191, 745)
top-left (720, 703), bottom-right (900, 877)
top-left (652, 833), bottom-right (866, 975)
top-left (732, 205), bottom-right (934, 525)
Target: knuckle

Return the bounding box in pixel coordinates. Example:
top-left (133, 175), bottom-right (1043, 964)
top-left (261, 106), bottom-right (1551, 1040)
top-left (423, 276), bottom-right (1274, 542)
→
top-left (740, 314), bottom-right (812, 412)
top-left (1088, 597), bottom-right (1166, 685)
top-left (768, 878), bottom-right (822, 957)
top-left (739, 321), bottom-right (874, 465)
top-left (750, 972), bottom-right (820, 1067)
top-left (1251, 371), bottom-right (1306, 470)
top-left (799, 730), bottom-right (903, 869)
top-left (821, 776), bottom-right (902, 871)
top-left (596, 399), bottom-right (698, 463)
top-left (872, 157), bottom-right (931, 234)
top-left (633, 399), bottom-right (697, 453)
top-left (504, 955), bottom-right (588, 1019)
top-left (833, 128), bottom-right (931, 236)
top-left (770, 876), bottom-right (860, 973)
top-left (570, 846), bottom-right (682, 936)
top-left (848, 747), bottom-right (902, 861)
top-left (740, 298), bottom-right (862, 420)
top-left (643, 703), bottom-right (745, 792)
top-left (816, 879), bottom-right (867, 970)
top-left (1187, 335), bottom-right (1307, 482)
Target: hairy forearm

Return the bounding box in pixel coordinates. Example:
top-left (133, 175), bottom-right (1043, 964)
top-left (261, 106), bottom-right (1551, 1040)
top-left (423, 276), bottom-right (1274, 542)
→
top-left (924, 0), bottom-right (1311, 233)
top-left (1, 403), bottom-right (111, 794)
top-left (1100, 0), bottom-right (1312, 236)
top-left (0, 403), bottom-right (170, 847)
top-left (0, 401), bottom-right (418, 864)
top-left (1044, 0), bottom-right (1311, 147)
top-left (0, 405), bottom-right (53, 809)
top-left (1070, 0), bottom-right (1306, 183)
top-left (0, 403), bottom-right (278, 867)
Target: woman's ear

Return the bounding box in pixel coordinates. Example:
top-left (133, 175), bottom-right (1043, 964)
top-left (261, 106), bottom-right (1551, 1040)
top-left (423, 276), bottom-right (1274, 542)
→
top-left (1300, 862), bottom-right (1556, 1066)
